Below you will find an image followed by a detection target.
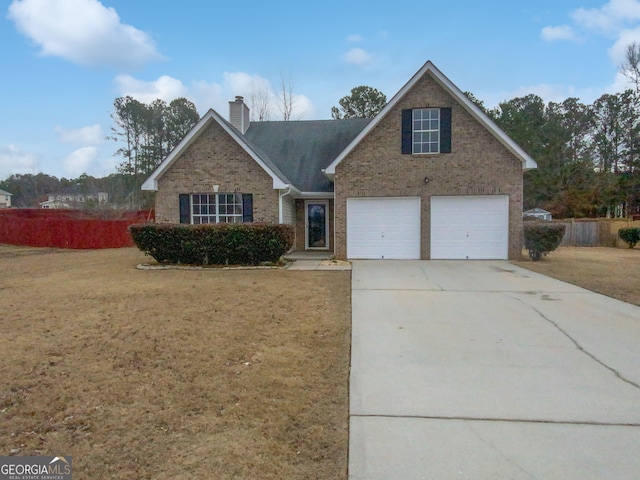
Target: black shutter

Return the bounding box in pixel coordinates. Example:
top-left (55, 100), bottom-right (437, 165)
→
top-left (440, 107), bottom-right (452, 153)
top-left (242, 194), bottom-right (253, 223)
top-left (179, 194), bottom-right (191, 224)
top-left (401, 109), bottom-right (413, 154)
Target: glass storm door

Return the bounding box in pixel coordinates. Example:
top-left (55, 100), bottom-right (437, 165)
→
top-left (306, 201), bottom-right (328, 249)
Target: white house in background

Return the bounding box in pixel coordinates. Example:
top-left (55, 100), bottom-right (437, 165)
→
top-left (523, 208), bottom-right (552, 221)
top-left (0, 188), bottom-right (12, 208)
top-left (40, 186), bottom-right (108, 209)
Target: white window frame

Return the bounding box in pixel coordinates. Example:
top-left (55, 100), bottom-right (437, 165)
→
top-left (191, 193), bottom-right (243, 224)
top-left (413, 108), bottom-right (440, 154)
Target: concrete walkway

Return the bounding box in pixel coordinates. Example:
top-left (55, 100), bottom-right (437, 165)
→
top-left (284, 252), bottom-right (352, 271)
top-left (349, 260), bottom-right (640, 479)
top-left (285, 260), bottom-right (351, 271)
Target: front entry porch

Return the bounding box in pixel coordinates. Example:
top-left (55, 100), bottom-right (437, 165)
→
top-left (293, 198), bottom-right (334, 253)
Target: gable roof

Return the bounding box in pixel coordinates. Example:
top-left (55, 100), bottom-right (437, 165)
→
top-left (324, 60), bottom-right (537, 176)
top-left (524, 208), bottom-right (551, 214)
top-left (141, 109), bottom-right (293, 191)
top-left (244, 118), bottom-right (371, 192)
top-left (0, 188), bottom-right (12, 196)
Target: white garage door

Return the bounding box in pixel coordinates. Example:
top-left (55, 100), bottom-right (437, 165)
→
top-left (431, 195), bottom-right (509, 260)
top-left (347, 197), bottom-right (420, 259)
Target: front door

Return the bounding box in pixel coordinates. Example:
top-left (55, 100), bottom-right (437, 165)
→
top-left (306, 200), bottom-right (329, 249)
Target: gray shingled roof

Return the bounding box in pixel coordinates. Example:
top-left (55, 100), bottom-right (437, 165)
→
top-left (244, 118), bottom-right (372, 192)
top-left (217, 113), bottom-right (294, 187)
top-left (0, 188), bottom-right (12, 196)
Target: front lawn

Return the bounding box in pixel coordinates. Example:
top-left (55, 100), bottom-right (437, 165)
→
top-left (515, 246), bottom-right (640, 306)
top-left (0, 246), bottom-right (351, 479)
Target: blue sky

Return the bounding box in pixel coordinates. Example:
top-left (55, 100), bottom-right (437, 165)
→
top-left (2, 0), bottom-right (640, 180)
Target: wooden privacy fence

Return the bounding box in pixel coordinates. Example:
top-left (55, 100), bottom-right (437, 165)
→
top-left (551, 218), bottom-right (640, 247)
top-left (0, 209), bottom-right (153, 249)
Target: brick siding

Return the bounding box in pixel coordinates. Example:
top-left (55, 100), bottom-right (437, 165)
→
top-left (334, 71), bottom-right (524, 260)
top-left (155, 120), bottom-right (278, 224)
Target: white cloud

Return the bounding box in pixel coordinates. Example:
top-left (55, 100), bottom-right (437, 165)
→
top-left (344, 47), bottom-right (373, 66)
top-left (115, 74), bottom-right (188, 103)
top-left (62, 146), bottom-right (98, 177)
top-left (541, 25), bottom-right (580, 42)
top-left (118, 72), bottom-right (315, 120)
top-left (347, 34), bottom-right (362, 43)
top-left (7, 0), bottom-right (163, 69)
top-left (191, 80), bottom-right (224, 112)
top-left (541, 1), bottom-right (640, 92)
top-left (542, 0), bottom-right (640, 41)
top-left (610, 70), bottom-right (634, 92)
top-left (223, 72), bottom-right (264, 97)
top-left (608, 26), bottom-right (640, 63)
top-left (0, 145), bottom-right (39, 178)
top-left (54, 124), bottom-right (104, 145)
top-left (290, 94), bottom-right (315, 120)
top-left (572, 0), bottom-right (640, 34)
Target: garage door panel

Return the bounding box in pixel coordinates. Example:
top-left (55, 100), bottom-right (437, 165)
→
top-left (431, 195), bottom-right (508, 260)
top-left (347, 197), bottom-right (420, 260)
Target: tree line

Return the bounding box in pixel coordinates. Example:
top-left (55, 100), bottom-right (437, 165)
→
top-left (3, 58), bottom-right (640, 217)
top-left (331, 82), bottom-right (640, 217)
top-left (470, 89), bottom-right (640, 218)
top-left (0, 172), bottom-right (137, 209)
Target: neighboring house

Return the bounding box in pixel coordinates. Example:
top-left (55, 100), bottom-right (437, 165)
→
top-left (523, 208), bottom-right (552, 221)
top-left (40, 186), bottom-right (108, 209)
top-left (142, 60), bottom-right (537, 260)
top-left (0, 188), bottom-right (12, 208)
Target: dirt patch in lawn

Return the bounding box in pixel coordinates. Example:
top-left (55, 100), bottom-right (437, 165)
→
top-left (515, 247), bottom-right (640, 306)
top-left (0, 246), bottom-right (351, 479)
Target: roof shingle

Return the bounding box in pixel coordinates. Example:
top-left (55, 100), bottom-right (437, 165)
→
top-left (244, 118), bottom-right (371, 192)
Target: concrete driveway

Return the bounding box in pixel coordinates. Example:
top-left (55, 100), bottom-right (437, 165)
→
top-left (349, 260), bottom-right (640, 479)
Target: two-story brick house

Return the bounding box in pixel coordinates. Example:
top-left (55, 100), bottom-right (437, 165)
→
top-left (142, 60), bottom-right (536, 260)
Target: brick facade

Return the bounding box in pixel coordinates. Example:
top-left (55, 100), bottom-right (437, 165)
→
top-left (151, 68), bottom-right (526, 260)
top-left (334, 71), bottom-right (524, 260)
top-left (155, 120), bottom-right (279, 224)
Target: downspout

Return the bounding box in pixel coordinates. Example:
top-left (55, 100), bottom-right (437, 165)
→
top-left (278, 186), bottom-right (293, 224)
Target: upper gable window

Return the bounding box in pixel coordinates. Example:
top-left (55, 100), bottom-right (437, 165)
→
top-left (402, 107), bottom-right (452, 155)
top-left (413, 108), bottom-right (440, 153)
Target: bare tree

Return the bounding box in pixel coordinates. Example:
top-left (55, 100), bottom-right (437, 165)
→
top-left (249, 79), bottom-right (273, 121)
top-left (279, 71), bottom-right (297, 121)
top-left (621, 42), bottom-right (640, 92)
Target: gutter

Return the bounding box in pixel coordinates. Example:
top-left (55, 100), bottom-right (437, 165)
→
top-left (278, 186), bottom-right (294, 224)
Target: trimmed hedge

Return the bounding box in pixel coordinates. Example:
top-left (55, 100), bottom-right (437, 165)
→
top-left (618, 227), bottom-right (640, 249)
top-left (129, 223), bottom-right (294, 266)
top-left (523, 223), bottom-right (566, 261)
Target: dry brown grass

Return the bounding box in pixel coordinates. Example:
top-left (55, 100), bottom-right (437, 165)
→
top-left (514, 246), bottom-right (640, 306)
top-left (0, 246), bottom-right (351, 479)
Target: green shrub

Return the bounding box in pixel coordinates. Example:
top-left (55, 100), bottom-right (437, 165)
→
top-left (618, 227), bottom-right (640, 249)
top-left (129, 223), bottom-right (294, 266)
top-left (523, 223), bottom-right (566, 261)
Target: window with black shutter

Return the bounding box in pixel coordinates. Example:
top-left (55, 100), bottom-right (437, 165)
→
top-left (401, 107), bottom-right (452, 154)
top-left (179, 193), bottom-right (254, 224)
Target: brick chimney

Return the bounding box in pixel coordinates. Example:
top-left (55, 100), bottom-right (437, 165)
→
top-left (229, 96), bottom-right (250, 134)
